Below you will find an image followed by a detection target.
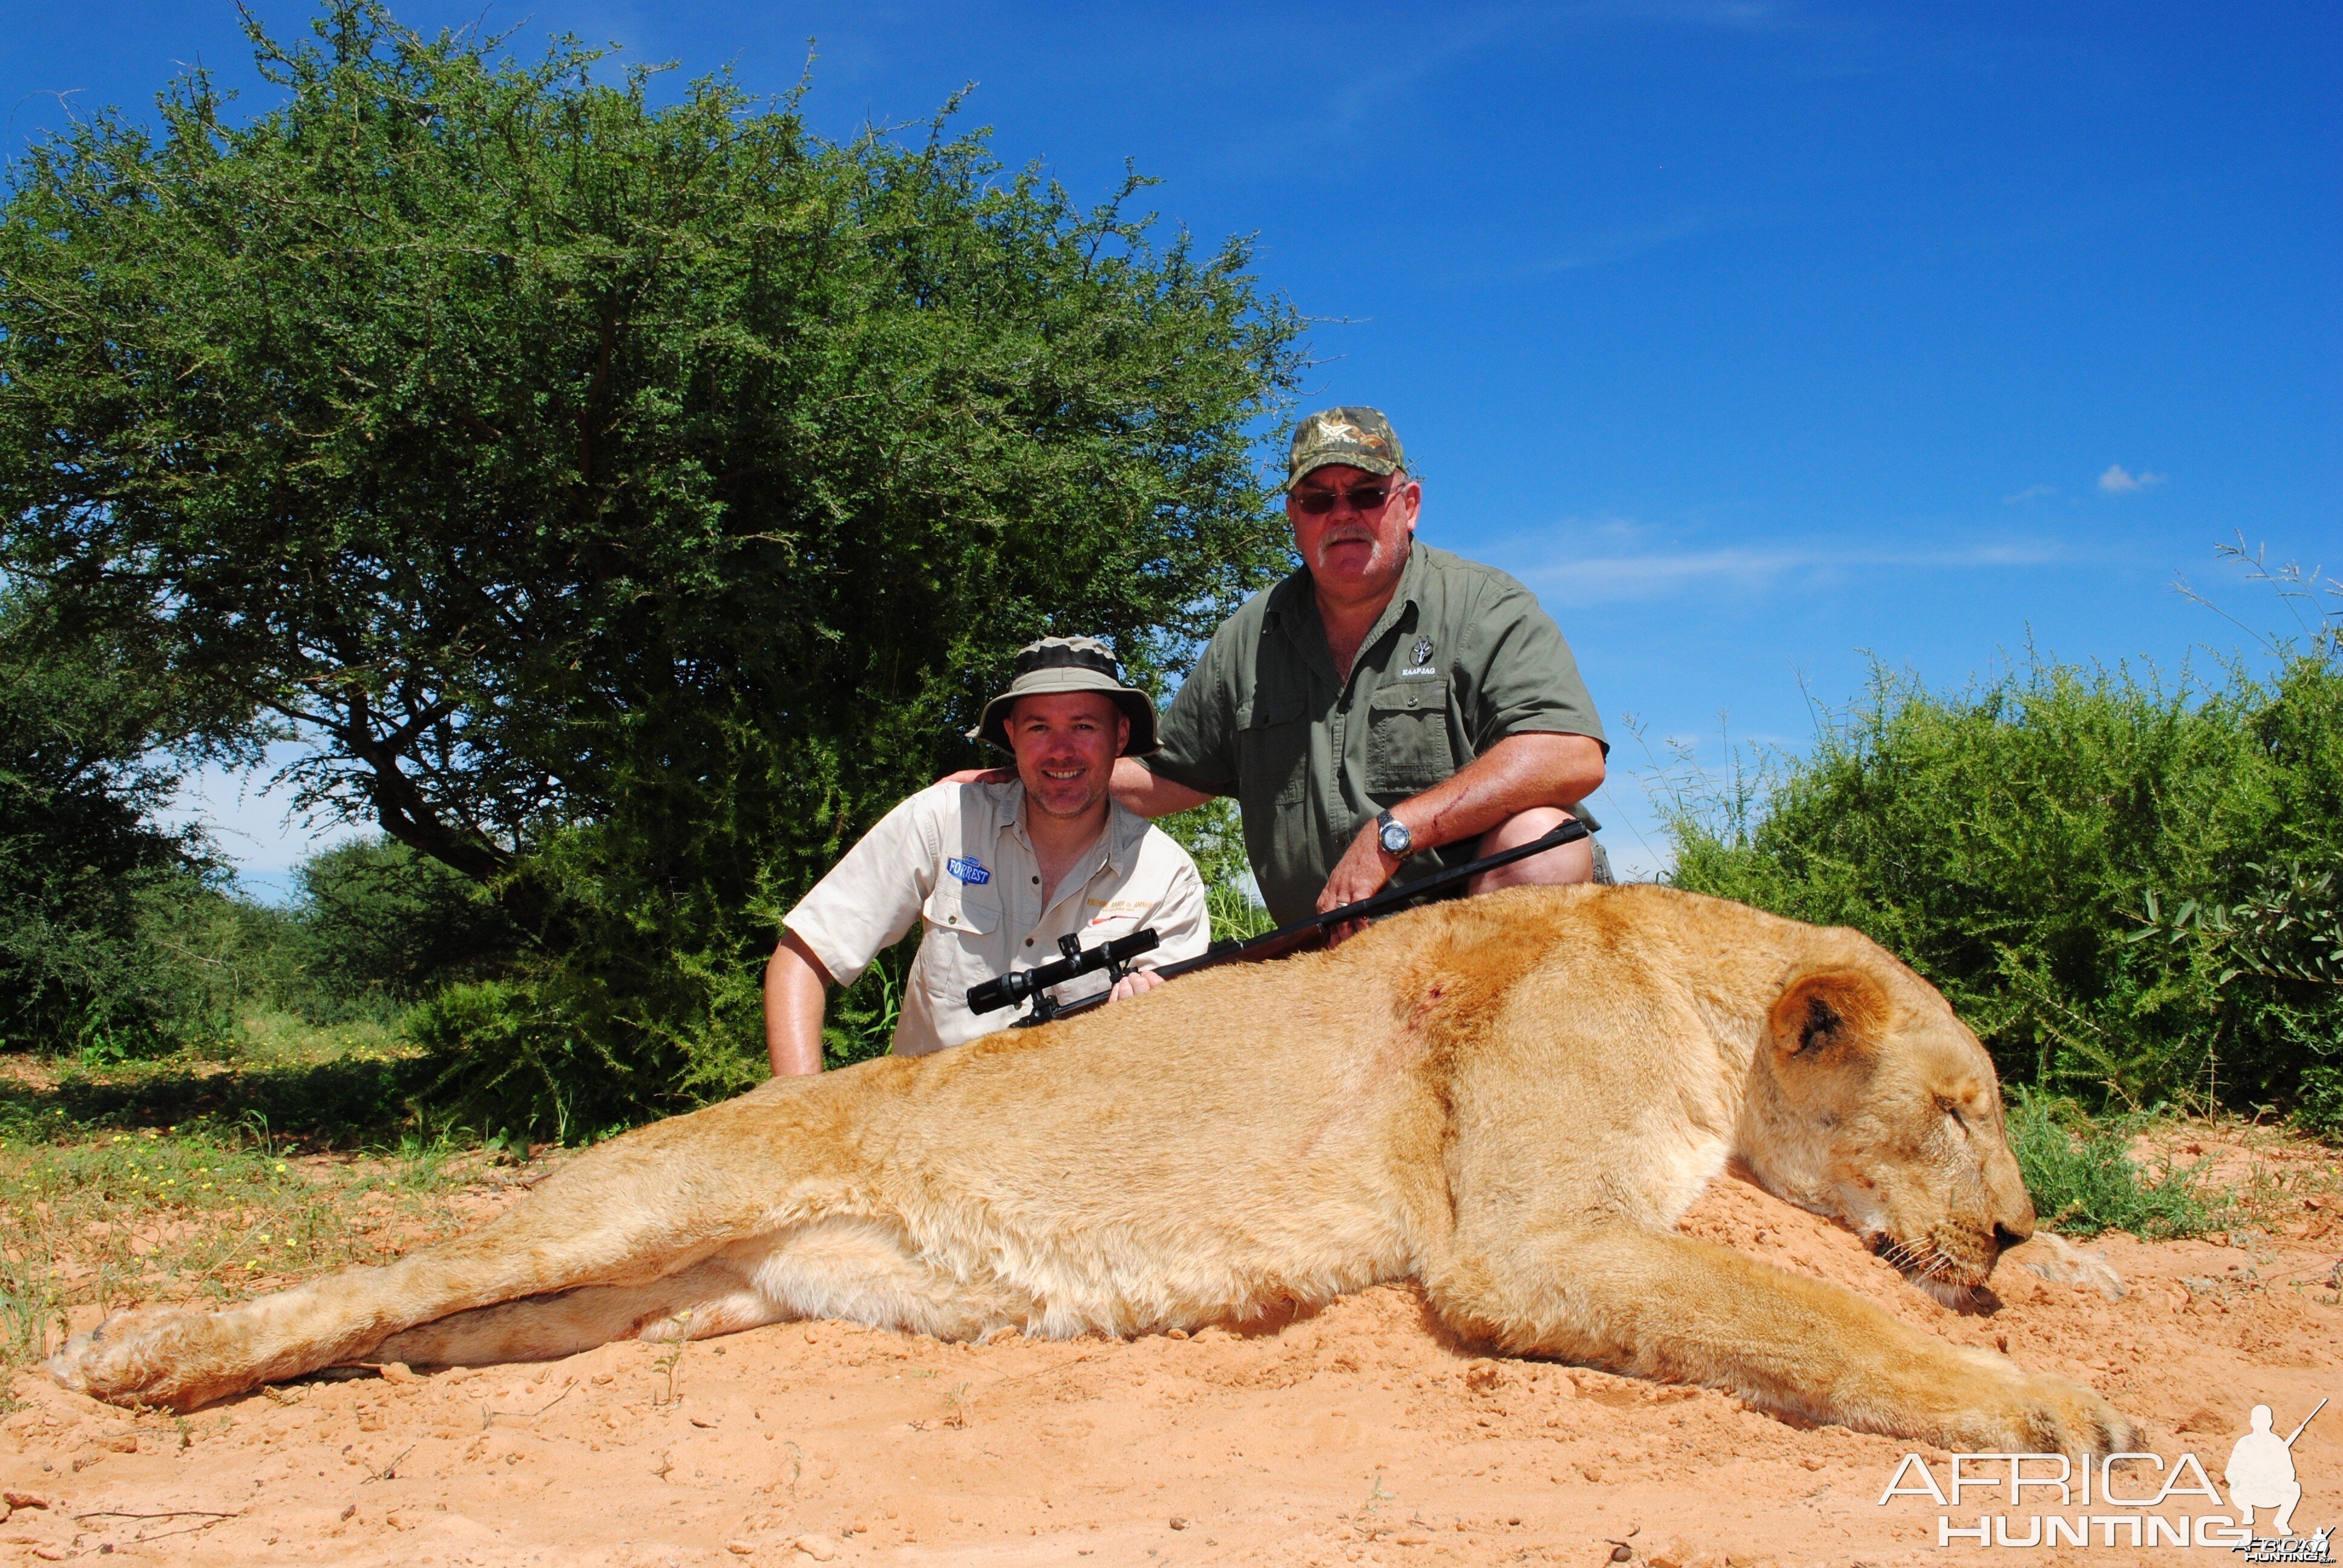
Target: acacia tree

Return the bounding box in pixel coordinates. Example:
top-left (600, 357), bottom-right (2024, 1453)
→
top-left (0, 2), bottom-right (1303, 1116)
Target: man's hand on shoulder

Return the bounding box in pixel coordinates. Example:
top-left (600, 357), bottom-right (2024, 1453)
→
top-left (937, 767), bottom-right (1015, 786)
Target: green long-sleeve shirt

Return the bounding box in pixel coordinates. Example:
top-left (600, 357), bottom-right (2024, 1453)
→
top-left (1144, 544), bottom-right (1606, 926)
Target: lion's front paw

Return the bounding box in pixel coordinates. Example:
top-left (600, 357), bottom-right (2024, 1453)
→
top-left (1947, 1361), bottom-right (2141, 1457)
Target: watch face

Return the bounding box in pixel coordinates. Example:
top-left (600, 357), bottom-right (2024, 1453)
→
top-left (1380, 821), bottom-right (1410, 854)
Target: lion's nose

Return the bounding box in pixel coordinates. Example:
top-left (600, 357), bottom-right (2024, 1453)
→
top-left (1991, 1221), bottom-right (2031, 1253)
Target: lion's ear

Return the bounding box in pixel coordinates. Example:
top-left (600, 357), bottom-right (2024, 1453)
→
top-left (1768, 967), bottom-right (1890, 1063)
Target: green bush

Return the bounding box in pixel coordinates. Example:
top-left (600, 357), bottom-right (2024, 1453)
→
top-left (2004, 1090), bottom-right (2221, 1239)
top-left (404, 980), bottom-right (628, 1146)
top-left (1665, 639), bottom-right (2342, 1119)
top-left (293, 837), bottom-right (518, 1011)
top-left (2296, 1065), bottom-right (2343, 1142)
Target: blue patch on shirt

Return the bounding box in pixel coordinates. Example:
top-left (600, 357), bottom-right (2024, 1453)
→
top-left (946, 855), bottom-right (992, 886)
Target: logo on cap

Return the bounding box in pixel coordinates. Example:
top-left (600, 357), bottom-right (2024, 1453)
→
top-left (1286, 405), bottom-right (1405, 488)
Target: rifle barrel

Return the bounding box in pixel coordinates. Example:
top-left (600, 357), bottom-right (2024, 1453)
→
top-left (1040, 817), bottom-right (1590, 1024)
top-left (2284, 1396), bottom-right (2327, 1447)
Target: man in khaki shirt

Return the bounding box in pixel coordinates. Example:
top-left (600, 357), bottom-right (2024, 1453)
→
top-left (765, 638), bottom-right (1210, 1073)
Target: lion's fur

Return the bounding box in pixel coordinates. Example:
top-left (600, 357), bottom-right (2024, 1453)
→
top-left (50, 884), bottom-right (2136, 1454)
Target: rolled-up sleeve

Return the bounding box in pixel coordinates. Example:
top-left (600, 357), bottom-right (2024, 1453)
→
top-left (782, 794), bottom-right (939, 988)
top-left (1462, 579), bottom-right (1608, 755)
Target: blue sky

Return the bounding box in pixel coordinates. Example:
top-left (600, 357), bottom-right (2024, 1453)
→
top-left (5, 1), bottom-right (2338, 887)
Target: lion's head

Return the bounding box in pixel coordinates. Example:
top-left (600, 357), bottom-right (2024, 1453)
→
top-left (1737, 964), bottom-right (2034, 1306)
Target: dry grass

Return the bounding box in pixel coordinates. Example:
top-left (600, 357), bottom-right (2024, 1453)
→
top-left (0, 1021), bottom-right (560, 1403)
top-left (2135, 1113), bottom-right (2343, 1236)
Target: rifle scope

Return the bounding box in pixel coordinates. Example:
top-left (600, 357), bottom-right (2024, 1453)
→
top-left (966, 928), bottom-right (1162, 1017)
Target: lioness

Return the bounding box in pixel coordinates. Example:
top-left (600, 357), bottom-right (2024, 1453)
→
top-left (52, 884), bottom-right (2135, 1454)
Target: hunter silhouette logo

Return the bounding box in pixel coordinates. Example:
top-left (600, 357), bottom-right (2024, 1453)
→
top-left (2230, 1399), bottom-right (2325, 1541)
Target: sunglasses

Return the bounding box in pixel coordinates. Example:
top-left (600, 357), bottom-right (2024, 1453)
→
top-left (1290, 482), bottom-right (1399, 515)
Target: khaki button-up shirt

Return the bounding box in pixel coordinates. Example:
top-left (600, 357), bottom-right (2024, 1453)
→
top-left (783, 780), bottom-right (1211, 1056)
top-left (1142, 543), bottom-right (1605, 926)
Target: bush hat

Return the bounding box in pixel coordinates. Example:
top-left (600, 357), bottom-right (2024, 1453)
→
top-left (969, 636), bottom-right (1160, 756)
top-left (1285, 406), bottom-right (1406, 491)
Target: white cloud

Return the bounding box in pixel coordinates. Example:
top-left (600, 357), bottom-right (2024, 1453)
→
top-left (1582, 0), bottom-right (1807, 31)
top-left (1513, 209), bottom-right (1734, 278)
top-left (1515, 538), bottom-right (2062, 607)
top-left (2003, 484), bottom-right (2056, 505)
top-left (2098, 464), bottom-right (2167, 494)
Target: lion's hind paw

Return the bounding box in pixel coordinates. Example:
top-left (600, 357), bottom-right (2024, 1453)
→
top-left (47, 1305), bottom-right (211, 1408)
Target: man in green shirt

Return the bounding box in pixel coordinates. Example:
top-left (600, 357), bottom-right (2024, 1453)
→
top-left (1110, 407), bottom-right (1608, 929)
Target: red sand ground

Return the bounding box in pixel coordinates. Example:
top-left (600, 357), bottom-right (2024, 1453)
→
top-left (5, 1148), bottom-right (2340, 1567)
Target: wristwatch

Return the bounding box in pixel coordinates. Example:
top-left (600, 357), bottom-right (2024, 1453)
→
top-left (1375, 810), bottom-right (1415, 859)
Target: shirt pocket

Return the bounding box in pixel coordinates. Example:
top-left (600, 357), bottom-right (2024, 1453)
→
top-left (1238, 693), bottom-right (1311, 807)
top-left (917, 883), bottom-right (1006, 1004)
top-left (1367, 679), bottom-right (1457, 797)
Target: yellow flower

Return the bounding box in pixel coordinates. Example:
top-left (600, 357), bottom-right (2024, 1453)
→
top-left (257, 1233), bottom-right (270, 1243)
top-left (245, 1260), bottom-right (259, 1269)
top-left (274, 1163), bottom-right (288, 1173)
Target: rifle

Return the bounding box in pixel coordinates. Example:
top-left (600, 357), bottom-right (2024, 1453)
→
top-left (966, 817), bottom-right (1590, 1028)
top-left (2283, 1397), bottom-right (2327, 1448)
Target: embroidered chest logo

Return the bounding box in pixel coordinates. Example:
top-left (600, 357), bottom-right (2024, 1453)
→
top-left (946, 856), bottom-right (992, 886)
top-left (1411, 637), bottom-right (1435, 667)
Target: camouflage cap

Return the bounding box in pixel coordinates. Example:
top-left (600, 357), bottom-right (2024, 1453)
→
top-left (1285, 406), bottom-right (1406, 491)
